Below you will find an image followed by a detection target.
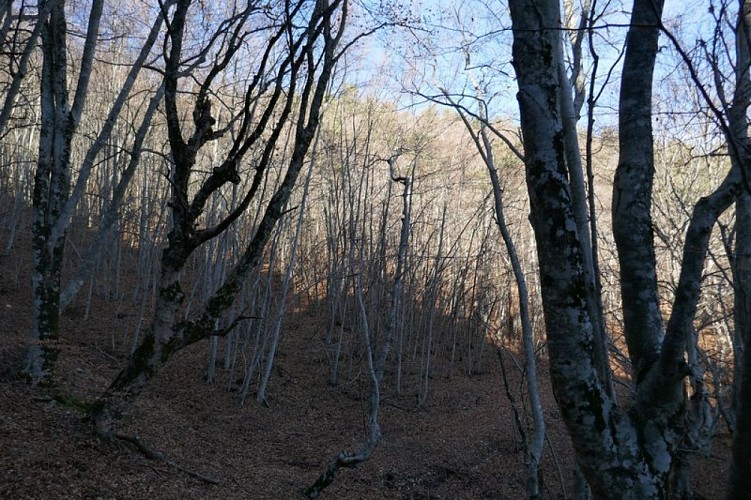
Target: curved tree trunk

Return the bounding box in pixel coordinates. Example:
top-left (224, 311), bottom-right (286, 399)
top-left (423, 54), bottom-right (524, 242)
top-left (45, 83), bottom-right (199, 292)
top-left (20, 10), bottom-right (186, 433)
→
top-left (93, 0), bottom-right (346, 436)
top-left (304, 155), bottom-right (411, 497)
top-left (613, 0), bottom-right (666, 386)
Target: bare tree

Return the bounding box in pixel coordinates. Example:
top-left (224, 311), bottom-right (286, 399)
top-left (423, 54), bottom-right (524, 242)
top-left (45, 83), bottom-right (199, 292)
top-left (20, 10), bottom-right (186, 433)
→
top-left (26, 0), bottom-right (169, 384)
top-left (93, 0), bottom-right (348, 437)
top-left (438, 88), bottom-right (545, 499)
top-left (27, 0), bottom-right (106, 383)
top-left (304, 153), bottom-right (412, 498)
top-left (508, 0), bottom-right (744, 496)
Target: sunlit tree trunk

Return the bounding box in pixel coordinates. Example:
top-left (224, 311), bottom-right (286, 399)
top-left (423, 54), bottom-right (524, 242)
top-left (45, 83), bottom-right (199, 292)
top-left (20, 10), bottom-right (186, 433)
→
top-left (443, 88), bottom-right (545, 498)
top-left (558, 0), bottom-right (611, 396)
top-left (509, 3), bottom-right (655, 495)
top-left (509, 0), bottom-right (619, 489)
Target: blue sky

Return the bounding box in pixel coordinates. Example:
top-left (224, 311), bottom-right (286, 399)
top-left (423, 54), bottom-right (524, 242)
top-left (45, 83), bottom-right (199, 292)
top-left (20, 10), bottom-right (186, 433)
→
top-left (343, 0), bottom-right (735, 146)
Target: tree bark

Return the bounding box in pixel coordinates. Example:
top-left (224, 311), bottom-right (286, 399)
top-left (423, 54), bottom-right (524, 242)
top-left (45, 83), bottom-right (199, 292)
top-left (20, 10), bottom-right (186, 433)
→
top-left (613, 0), bottom-right (666, 385)
top-left (727, 1), bottom-right (751, 496)
top-left (27, 0), bottom-right (104, 384)
top-left (507, 2), bottom-right (660, 497)
top-left (505, 0), bottom-right (732, 496)
top-left (728, 326), bottom-right (751, 498)
top-left (25, 0), bottom-right (163, 384)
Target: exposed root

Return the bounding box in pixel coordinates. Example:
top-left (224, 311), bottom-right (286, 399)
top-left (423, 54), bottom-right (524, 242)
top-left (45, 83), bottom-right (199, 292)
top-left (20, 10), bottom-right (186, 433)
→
top-left (303, 450), bottom-right (365, 498)
top-left (113, 432), bottom-right (221, 485)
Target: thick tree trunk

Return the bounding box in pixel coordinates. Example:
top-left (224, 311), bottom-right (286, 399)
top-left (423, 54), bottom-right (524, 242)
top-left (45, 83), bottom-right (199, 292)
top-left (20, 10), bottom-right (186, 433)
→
top-left (613, 0), bottom-right (666, 385)
top-left (27, 226), bottom-right (64, 383)
top-left (93, 138), bottom-right (316, 434)
top-left (26, 0), bottom-right (75, 384)
top-left (556, 27), bottom-right (611, 394)
top-left (507, 2), bottom-right (661, 497)
top-left (727, 1), bottom-right (751, 495)
top-left (505, 0), bottom-right (720, 496)
top-left (728, 330), bottom-right (751, 498)
top-left (26, 0), bottom-right (107, 384)
top-left (93, 255), bottom-right (187, 434)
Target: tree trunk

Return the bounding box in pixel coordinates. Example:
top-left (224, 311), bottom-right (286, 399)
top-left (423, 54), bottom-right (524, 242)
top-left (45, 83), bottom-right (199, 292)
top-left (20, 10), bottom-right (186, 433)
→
top-left (728, 328), bottom-right (751, 498)
top-left (304, 153), bottom-right (409, 497)
top-left (509, 0), bottom-right (747, 495)
top-left (727, 1), bottom-right (751, 496)
top-left (509, 1), bottom-right (649, 495)
top-left (26, 0), bottom-right (87, 384)
top-left (445, 88), bottom-right (546, 498)
top-left (93, 253), bottom-right (186, 433)
top-left (0, 0), bottom-right (53, 137)
top-left (60, 85), bottom-right (164, 311)
top-left (25, 0), bottom-right (152, 384)
top-left (613, 0), bottom-right (666, 385)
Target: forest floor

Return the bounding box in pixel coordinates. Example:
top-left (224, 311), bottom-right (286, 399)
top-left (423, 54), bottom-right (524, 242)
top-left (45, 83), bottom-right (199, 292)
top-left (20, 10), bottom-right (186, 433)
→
top-left (0, 242), bottom-right (733, 499)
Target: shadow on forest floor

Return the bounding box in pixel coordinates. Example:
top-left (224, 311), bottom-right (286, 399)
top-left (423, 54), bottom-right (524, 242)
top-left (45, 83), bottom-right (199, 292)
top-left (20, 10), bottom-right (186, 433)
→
top-left (0, 233), bottom-right (732, 499)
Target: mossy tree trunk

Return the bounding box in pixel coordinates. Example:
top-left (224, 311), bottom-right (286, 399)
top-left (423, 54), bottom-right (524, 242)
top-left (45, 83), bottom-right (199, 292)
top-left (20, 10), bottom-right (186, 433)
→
top-left (27, 0), bottom-right (103, 385)
top-left (727, 1), bottom-right (751, 496)
top-left (26, 0), bottom-right (166, 385)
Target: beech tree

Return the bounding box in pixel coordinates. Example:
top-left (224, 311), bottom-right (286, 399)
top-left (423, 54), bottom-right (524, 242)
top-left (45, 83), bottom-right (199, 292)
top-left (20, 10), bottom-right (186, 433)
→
top-left (29, 0), bottom-right (106, 383)
top-left (723, 1), bottom-right (751, 495)
top-left (93, 0), bottom-right (348, 436)
top-left (508, 0), bottom-right (748, 496)
top-left (26, 0), bottom-right (169, 383)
